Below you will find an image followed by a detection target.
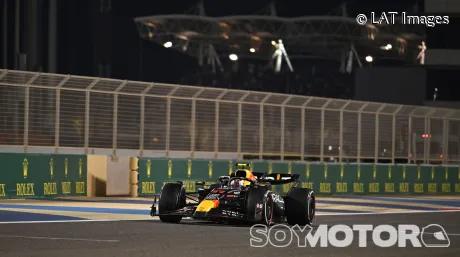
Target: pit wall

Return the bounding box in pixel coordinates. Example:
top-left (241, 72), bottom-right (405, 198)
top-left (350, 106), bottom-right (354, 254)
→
top-left (0, 153), bottom-right (87, 198)
top-left (1, 154), bottom-right (460, 198)
top-left (135, 158), bottom-right (460, 196)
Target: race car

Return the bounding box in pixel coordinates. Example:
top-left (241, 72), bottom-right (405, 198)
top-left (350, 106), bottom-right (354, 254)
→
top-left (150, 163), bottom-right (315, 226)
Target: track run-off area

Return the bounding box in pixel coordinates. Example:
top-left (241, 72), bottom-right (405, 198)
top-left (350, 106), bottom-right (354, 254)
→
top-left (0, 196), bottom-right (459, 257)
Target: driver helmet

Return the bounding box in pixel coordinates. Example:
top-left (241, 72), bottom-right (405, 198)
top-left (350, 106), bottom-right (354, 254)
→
top-left (229, 179), bottom-right (244, 189)
top-left (229, 169), bottom-right (255, 189)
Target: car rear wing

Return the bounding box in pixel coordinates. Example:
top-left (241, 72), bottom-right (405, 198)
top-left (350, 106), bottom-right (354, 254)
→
top-left (252, 172), bottom-right (300, 184)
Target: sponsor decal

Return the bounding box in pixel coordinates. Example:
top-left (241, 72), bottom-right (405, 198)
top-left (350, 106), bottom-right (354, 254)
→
top-left (205, 193), bottom-right (220, 200)
top-left (222, 210), bottom-right (240, 216)
top-left (272, 194), bottom-right (284, 203)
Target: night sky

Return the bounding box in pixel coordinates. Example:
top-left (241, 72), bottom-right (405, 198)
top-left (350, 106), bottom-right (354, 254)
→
top-left (2, 0), bottom-right (460, 100)
top-left (50, 0), bottom-right (425, 81)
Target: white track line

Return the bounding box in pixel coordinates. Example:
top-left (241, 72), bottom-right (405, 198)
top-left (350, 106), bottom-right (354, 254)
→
top-left (0, 234), bottom-right (119, 242)
top-left (0, 210), bottom-right (459, 224)
top-left (316, 209), bottom-right (460, 216)
top-left (0, 218), bottom-right (158, 224)
top-left (298, 228), bottom-right (460, 237)
top-left (302, 227), bottom-right (460, 237)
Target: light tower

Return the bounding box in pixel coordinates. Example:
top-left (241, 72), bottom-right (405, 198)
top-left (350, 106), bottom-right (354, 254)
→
top-left (271, 39), bottom-right (293, 73)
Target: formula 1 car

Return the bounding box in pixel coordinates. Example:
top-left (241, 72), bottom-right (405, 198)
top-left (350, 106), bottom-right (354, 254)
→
top-left (150, 163), bottom-right (315, 226)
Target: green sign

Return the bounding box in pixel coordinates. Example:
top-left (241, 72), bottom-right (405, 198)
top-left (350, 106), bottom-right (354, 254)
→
top-left (136, 158), bottom-right (460, 196)
top-left (0, 153), bottom-right (87, 198)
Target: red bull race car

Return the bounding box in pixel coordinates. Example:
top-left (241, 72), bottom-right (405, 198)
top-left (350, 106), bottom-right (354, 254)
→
top-left (150, 163), bottom-right (316, 226)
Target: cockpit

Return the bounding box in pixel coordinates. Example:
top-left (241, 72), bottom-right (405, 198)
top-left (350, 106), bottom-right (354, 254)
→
top-left (217, 163), bottom-right (256, 189)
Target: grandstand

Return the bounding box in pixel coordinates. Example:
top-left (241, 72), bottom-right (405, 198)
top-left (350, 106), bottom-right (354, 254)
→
top-left (133, 1), bottom-right (426, 99)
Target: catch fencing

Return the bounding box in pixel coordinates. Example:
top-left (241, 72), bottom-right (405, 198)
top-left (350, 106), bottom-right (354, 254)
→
top-left (1, 69), bottom-right (460, 164)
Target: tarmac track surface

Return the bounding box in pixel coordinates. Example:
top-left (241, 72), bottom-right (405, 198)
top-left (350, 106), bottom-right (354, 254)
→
top-left (0, 211), bottom-right (459, 257)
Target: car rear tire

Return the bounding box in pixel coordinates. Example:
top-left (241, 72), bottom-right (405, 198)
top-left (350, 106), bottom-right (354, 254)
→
top-left (245, 187), bottom-right (273, 225)
top-left (285, 188), bottom-right (315, 226)
top-left (158, 182), bottom-right (186, 223)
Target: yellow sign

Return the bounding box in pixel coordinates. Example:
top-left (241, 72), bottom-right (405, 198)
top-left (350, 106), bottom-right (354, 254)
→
top-left (340, 164), bottom-right (344, 180)
top-left (320, 183), bottom-right (331, 193)
top-left (417, 166), bottom-right (421, 180)
top-left (76, 182), bottom-right (85, 194)
top-left (414, 183), bottom-right (424, 193)
top-left (44, 182), bottom-right (57, 195)
top-left (373, 164), bottom-right (376, 180)
top-left (369, 183), bottom-right (379, 192)
top-left (357, 165), bottom-right (361, 180)
top-left (183, 181), bottom-right (195, 192)
top-left (402, 165), bottom-right (406, 180)
top-left (442, 183), bottom-right (451, 193)
top-left (79, 158), bottom-right (83, 178)
top-left (23, 158), bottom-right (28, 179)
top-left (50, 158), bottom-right (54, 179)
top-left (399, 183), bottom-right (409, 193)
top-left (353, 183), bottom-right (364, 193)
top-left (302, 182), bottom-right (313, 189)
top-left (147, 159), bottom-right (151, 178)
top-left (388, 165), bottom-right (392, 180)
top-left (16, 183), bottom-right (35, 196)
top-left (141, 182), bottom-right (155, 194)
top-left (228, 160), bottom-right (233, 175)
top-left (0, 184), bottom-right (5, 196)
top-left (431, 166), bottom-right (434, 180)
top-left (187, 159), bottom-right (192, 178)
top-left (268, 162), bottom-right (273, 174)
top-left (428, 183), bottom-right (437, 193)
top-left (64, 158), bottom-right (68, 178)
top-left (324, 163), bottom-right (328, 180)
top-left (336, 182), bottom-right (347, 192)
top-left (61, 182), bottom-right (71, 194)
top-left (168, 160), bottom-right (172, 178)
top-left (288, 162), bottom-right (292, 174)
top-left (282, 184), bottom-right (290, 193)
top-left (306, 163), bottom-right (310, 180)
top-left (208, 160), bottom-right (213, 178)
top-left (455, 184), bottom-right (460, 192)
top-left (385, 183), bottom-right (395, 192)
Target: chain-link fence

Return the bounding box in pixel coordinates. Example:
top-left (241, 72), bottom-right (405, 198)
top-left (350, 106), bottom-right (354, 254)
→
top-left (1, 69), bottom-right (459, 164)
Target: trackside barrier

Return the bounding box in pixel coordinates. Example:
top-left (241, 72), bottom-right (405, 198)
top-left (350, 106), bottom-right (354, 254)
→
top-left (0, 153), bottom-right (87, 198)
top-left (136, 158), bottom-right (460, 196)
top-left (129, 157), bottom-right (139, 197)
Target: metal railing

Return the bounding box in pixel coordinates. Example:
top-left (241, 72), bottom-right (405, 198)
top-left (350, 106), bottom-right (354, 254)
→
top-left (1, 69), bottom-right (460, 164)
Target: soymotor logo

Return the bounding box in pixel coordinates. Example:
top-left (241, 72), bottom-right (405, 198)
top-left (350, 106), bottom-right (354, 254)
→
top-left (250, 224), bottom-right (450, 248)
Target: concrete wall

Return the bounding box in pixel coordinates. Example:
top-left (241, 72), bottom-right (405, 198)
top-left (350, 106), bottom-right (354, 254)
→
top-left (87, 155), bottom-right (108, 197)
top-left (86, 155), bottom-right (131, 197)
top-left (106, 156), bottom-right (130, 196)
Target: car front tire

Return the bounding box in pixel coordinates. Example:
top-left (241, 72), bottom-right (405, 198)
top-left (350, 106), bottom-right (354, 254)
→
top-left (158, 182), bottom-right (186, 223)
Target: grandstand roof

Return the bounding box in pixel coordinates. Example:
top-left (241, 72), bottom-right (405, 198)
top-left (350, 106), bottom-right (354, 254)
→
top-left (133, 13), bottom-right (426, 61)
